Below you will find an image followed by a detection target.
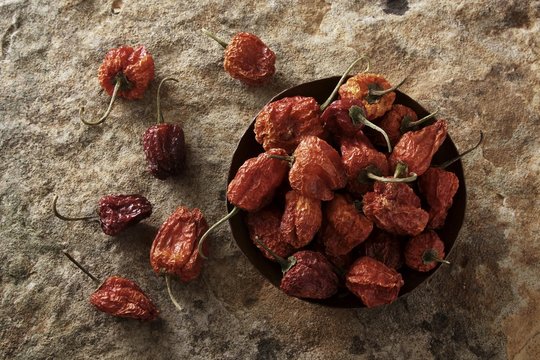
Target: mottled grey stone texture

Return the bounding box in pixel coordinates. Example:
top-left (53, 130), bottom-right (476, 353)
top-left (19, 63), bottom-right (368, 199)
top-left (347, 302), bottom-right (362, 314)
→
top-left (1, 0), bottom-right (539, 359)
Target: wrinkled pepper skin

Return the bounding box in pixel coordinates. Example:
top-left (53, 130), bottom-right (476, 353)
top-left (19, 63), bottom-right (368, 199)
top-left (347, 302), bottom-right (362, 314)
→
top-left (346, 256), bottom-right (404, 308)
top-left (340, 133), bottom-right (390, 196)
top-left (363, 182), bottom-right (429, 236)
top-left (362, 231), bottom-right (402, 270)
top-left (247, 207), bottom-right (294, 261)
top-left (97, 194), bottom-right (152, 236)
top-left (254, 97), bottom-right (324, 153)
top-left (143, 123), bottom-right (186, 179)
top-left (224, 32), bottom-right (276, 86)
top-left (404, 231), bottom-right (446, 272)
top-left (418, 167), bottom-right (459, 229)
top-left (389, 119), bottom-right (448, 176)
top-left (321, 99), bottom-right (365, 139)
top-left (150, 207), bottom-right (209, 282)
top-left (98, 45), bottom-right (155, 100)
top-left (338, 73), bottom-right (396, 120)
top-left (280, 251), bottom-right (338, 299)
top-left (370, 104), bottom-right (418, 147)
top-left (280, 190), bottom-right (322, 248)
top-left (316, 223), bottom-right (355, 270)
top-left (289, 136), bottom-right (347, 201)
top-left (90, 276), bottom-right (159, 320)
top-left (324, 194), bottom-right (373, 256)
top-left (227, 148), bottom-right (289, 212)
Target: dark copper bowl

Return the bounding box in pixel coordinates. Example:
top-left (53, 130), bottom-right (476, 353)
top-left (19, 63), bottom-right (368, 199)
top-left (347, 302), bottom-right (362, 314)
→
top-left (227, 76), bottom-right (466, 308)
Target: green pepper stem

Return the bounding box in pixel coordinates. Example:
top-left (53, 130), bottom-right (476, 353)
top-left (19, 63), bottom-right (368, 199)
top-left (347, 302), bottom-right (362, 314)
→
top-left (320, 56), bottom-right (369, 111)
top-left (53, 195), bottom-right (98, 222)
top-left (369, 77), bottom-right (407, 97)
top-left (436, 132), bottom-right (484, 169)
top-left (423, 249), bottom-right (451, 265)
top-left (349, 105), bottom-right (392, 152)
top-left (165, 275), bottom-right (183, 312)
top-left (197, 206), bottom-right (240, 260)
top-left (393, 161), bottom-right (409, 178)
top-left (252, 237), bottom-right (296, 274)
top-left (156, 77), bottom-right (179, 124)
top-left (80, 81), bottom-right (121, 126)
top-left (201, 28), bottom-right (229, 48)
top-left (62, 250), bottom-right (100, 284)
top-left (401, 110), bottom-right (439, 133)
top-left (367, 172), bottom-right (417, 183)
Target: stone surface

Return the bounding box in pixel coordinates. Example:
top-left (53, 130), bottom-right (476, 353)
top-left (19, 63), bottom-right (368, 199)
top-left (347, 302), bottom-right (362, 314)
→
top-left (1, 0), bottom-right (539, 359)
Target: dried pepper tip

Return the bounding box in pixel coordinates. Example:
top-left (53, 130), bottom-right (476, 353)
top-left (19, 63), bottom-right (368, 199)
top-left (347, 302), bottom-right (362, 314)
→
top-left (436, 131), bottom-right (484, 169)
top-left (53, 195), bottom-right (98, 222)
top-left (423, 249), bottom-right (451, 265)
top-left (253, 237), bottom-right (297, 273)
top-left (202, 28), bottom-right (229, 48)
top-left (366, 161), bottom-right (417, 183)
top-left (165, 275), bottom-right (183, 312)
top-left (62, 250), bottom-right (100, 284)
top-left (349, 105), bottom-right (392, 152)
top-left (400, 110), bottom-right (439, 134)
top-left (197, 206), bottom-right (240, 260)
top-left (366, 77), bottom-right (407, 103)
top-left (320, 56), bottom-right (370, 111)
top-left (156, 77), bottom-right (180, 124)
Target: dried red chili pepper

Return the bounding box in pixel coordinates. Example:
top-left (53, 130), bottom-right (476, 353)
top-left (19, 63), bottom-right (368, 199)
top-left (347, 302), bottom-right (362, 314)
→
top-left (314, 226), bottom-right (355, 270)
top-left (53, 194), bottom-right (152, 236)
top-left (361, 231), bottom-right (402, 270)
top-left (323, 194), bottom-right (373, 256)
top-left (202, 29), bottom-right (276, 86)
top-left (321, 98), bottom-right (366, 139)
top-left (404, 231), bottom-right (450, 272)
top-left (143, 77), bottom-right (186, 179)
top-left (338, 73), bottom-right (405, 120)
top-left (278, 136), bottom-right (347, 201)
top-left (81, 45), bottom-right (155, 125)
top-left (63, 251), bottom-right (158, 320)
top-left (340, 132), bottom-right (390, 196)
top-left (389, 119), bottom-right (448, 176)
top-left (346, 256), bottom-right (404, 308)
top-left (197, 148), bottom-right (289, 259)
top-left (362, 163), bottom-right (428, 236)
top-left (254, 238), bottom-right (338, 299)
top-left (247, 207), bottom-right (294, 260)
top-left (280, 190), bottom-right (322, 249)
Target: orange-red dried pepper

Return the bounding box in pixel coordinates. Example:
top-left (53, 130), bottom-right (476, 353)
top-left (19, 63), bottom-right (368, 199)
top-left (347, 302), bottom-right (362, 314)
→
top-left (404, 231), bottom-right (449, 272)
top-left (247, 207), bottom-right (294, 261)
top-left (418, 167), bottom-right (459, 229)
top-left (280, 190), bottom-right (322, 249)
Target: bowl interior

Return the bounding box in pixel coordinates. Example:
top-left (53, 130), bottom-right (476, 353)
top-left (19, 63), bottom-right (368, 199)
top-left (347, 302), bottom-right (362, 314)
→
top-left (227, 76), bottom-right (466, 308)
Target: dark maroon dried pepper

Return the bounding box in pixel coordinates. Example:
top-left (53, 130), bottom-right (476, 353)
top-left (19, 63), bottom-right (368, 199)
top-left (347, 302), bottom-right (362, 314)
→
top-left (53, 194), bottom-right (152, 236)
top-left (361, 231), bottom-right (402, 270)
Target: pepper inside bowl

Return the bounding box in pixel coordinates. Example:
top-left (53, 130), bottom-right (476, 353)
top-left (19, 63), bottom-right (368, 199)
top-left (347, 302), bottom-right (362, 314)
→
top-left (227, 76), bottom-right (466, 308)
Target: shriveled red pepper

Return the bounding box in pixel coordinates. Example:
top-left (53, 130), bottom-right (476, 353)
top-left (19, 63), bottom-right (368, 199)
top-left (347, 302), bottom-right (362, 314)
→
top-left (280, 190), bottom-right (322, 249)
top-left (361, 231), bottom-right (402, 270)
top-left (338, 73), bottom-right (405, 120)
top-left (404, 231), bottom-right (449, 272)
top-left (315, 226), bottom-right (355, 270)
top-left (340, 132), bottom-right (389, 196)
top-left (247, 207), bottom-right (294, 260)
top-left (203, 29), bottom-right (276, 86)
top-left (323, 194), bottom-right (373, 256)
top-left (81, 45), bottom-right (155, 125)
top-left (345, 256), bottom-right (404, 308)
top-left (369, 104), bottom-right (417, 147)
top-left (143, 77), bottom-right (186, 179)
top-left (389, 119), bottom-right (448, 176)
top-left (255, 238), bottom-right (338, 299)
top-left (63, 251), bottom-right (158, 320)
top-left (321, 98), bottom-right (366, 139)
top-left (53, 194), bottom-right (152, 236)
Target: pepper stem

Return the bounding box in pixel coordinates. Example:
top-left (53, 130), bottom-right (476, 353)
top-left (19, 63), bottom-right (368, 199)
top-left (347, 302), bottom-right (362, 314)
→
top-left (367, 172), bottom-right (417, 183)
top-left (80, 81), bottom-right (121, 126)
top-left (393, 161), bottom-right (408, 178)
top-left (253, 237), bottom-right (296, 274)
top-left (197, 206), bottom-right (240, 260)
top-left (62, 250), bottom-right (100, 284)
top-left (349, 106), bottom-right (392, 152)
top-left (165, 275), bottom-right (183, 312)
top-left (423, 249), bottom-right (451, 265)
top-left (369, 77), bottom-right (407, 97)
top-left (436, 132), bottom-right (484, 169)
top-left (400, 110), bottom-right (439, 133)
top-left (266, 154), bottom-right (295, 166)
top-left (320, 56), bottom-right (369, 111)
top-left (202, 28), bottom-right (229, 48)
top-left (52, 195), bottom-right (98, 222)
top-left (156, 77), bottom-right (180, 124)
